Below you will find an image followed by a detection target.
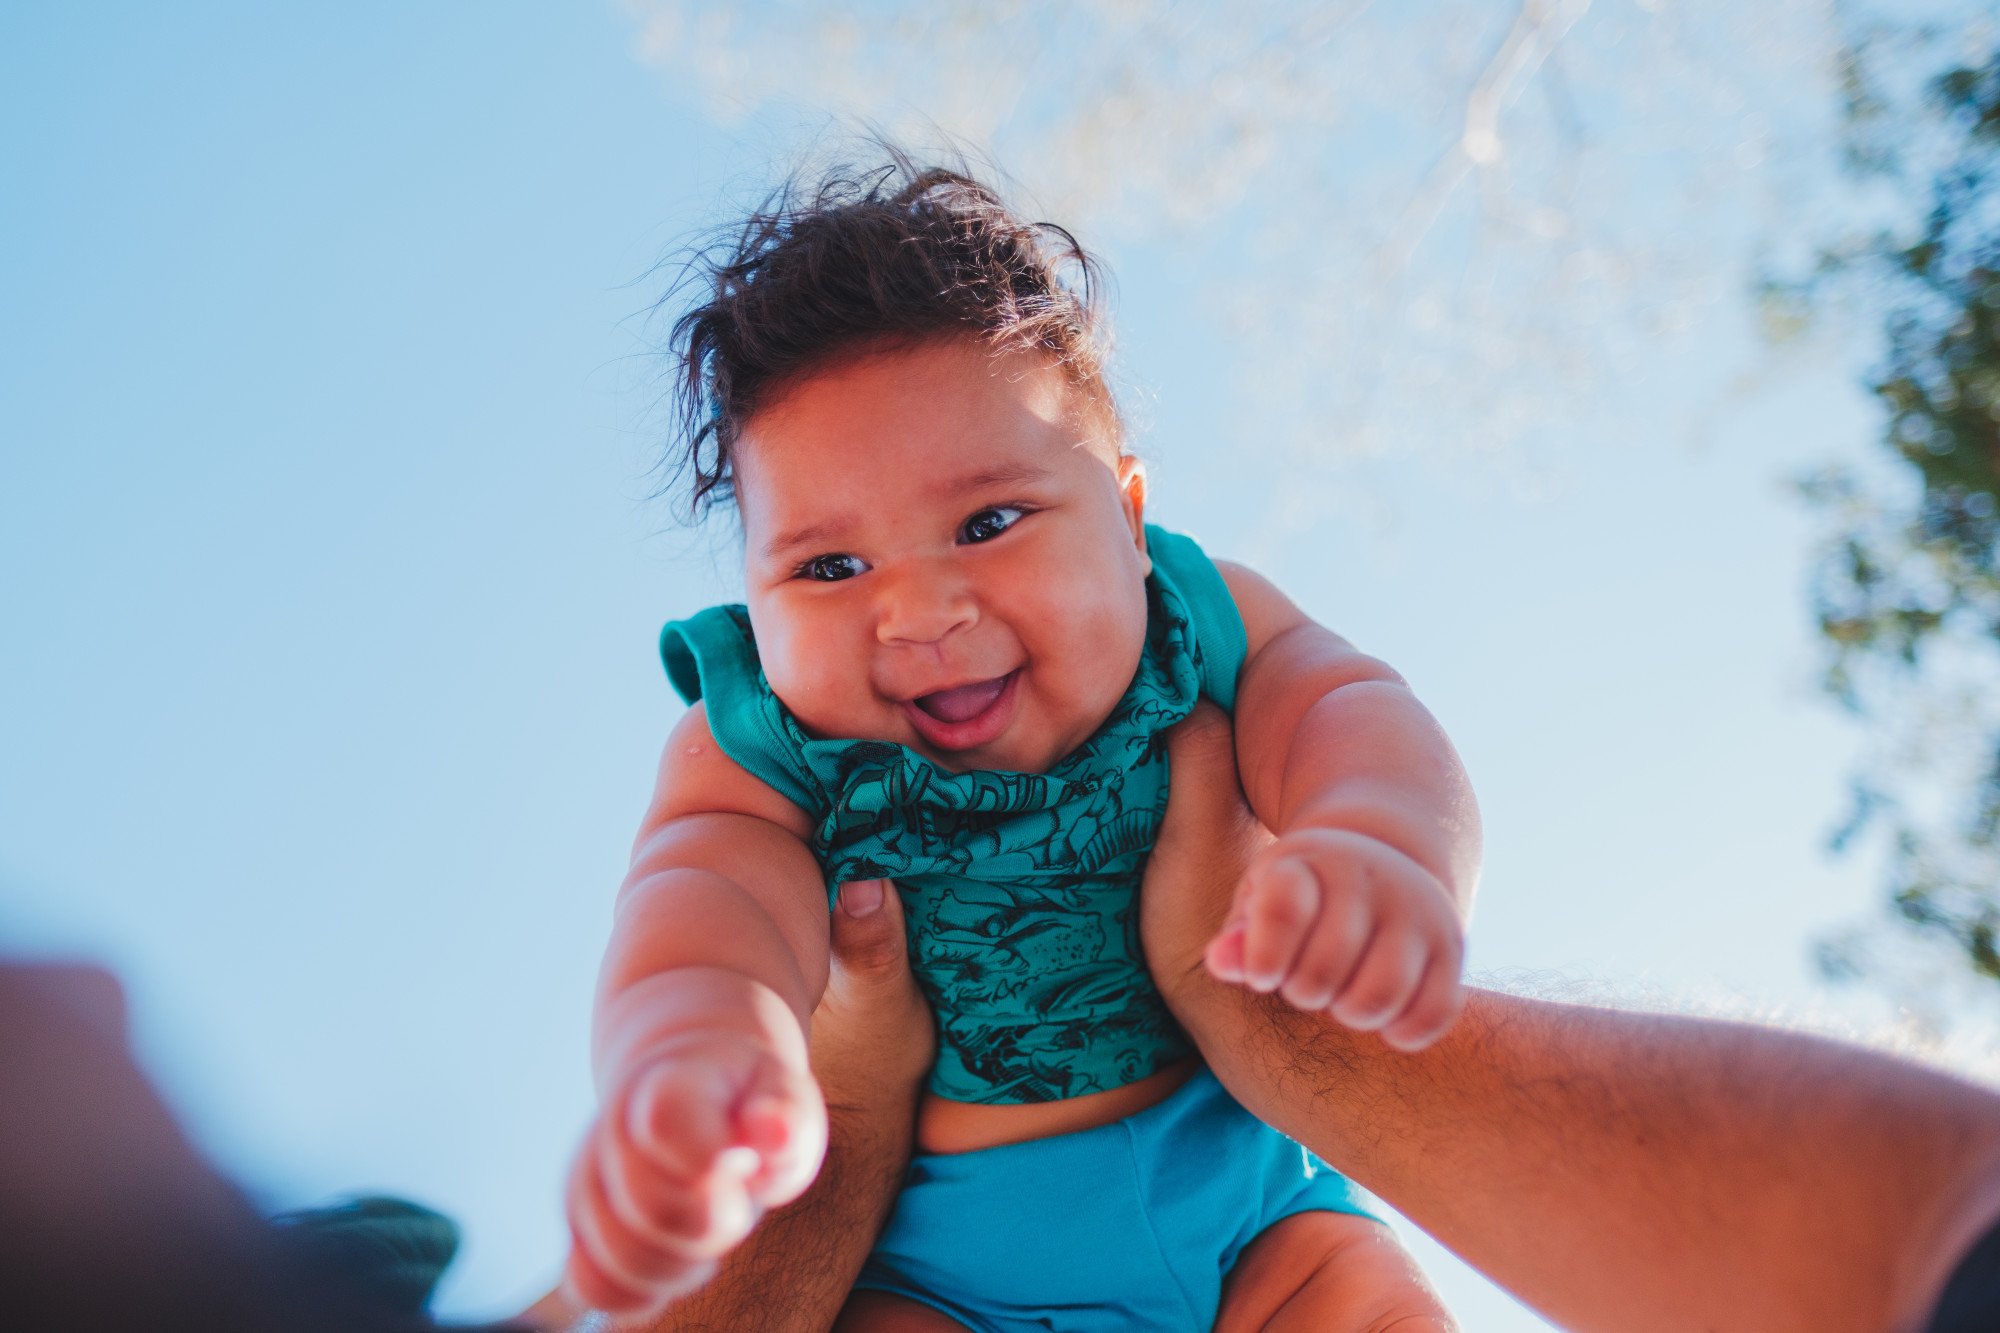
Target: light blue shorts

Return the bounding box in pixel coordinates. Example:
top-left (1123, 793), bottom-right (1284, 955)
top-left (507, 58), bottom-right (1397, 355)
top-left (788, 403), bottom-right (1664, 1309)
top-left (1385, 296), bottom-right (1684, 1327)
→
top-left (854, 1066), bottom-right (1382, 1331)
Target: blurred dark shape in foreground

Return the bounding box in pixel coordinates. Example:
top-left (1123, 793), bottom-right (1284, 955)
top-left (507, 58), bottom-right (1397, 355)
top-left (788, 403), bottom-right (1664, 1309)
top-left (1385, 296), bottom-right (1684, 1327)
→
top-left (272, 1197), bottom-right (466, 1326)
top-left (0, 959), bottom-right (522, 1333)
top-left (1769, 18), bottom-right (2000, 1002)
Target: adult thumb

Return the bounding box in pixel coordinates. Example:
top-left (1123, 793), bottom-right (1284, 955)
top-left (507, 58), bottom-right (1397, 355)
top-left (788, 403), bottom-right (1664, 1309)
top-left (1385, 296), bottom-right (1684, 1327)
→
top-left (827, 880), bottom-right (910, 989)
top-left (815, 879), bottom-right (933, 1100)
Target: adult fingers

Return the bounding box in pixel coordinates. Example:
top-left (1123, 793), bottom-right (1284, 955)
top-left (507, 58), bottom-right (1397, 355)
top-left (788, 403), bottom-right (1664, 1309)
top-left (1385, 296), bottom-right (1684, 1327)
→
top-left (815, 877), bottom-right (935, 1108)
top-left (823, 879), bottom-right (914, 1007)
top-left (1148, 707), bottom-right (1262, 944)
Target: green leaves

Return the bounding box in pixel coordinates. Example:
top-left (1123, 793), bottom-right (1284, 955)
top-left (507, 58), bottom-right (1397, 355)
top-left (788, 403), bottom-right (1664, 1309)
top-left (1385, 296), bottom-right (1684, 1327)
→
top-left (1801, 35), bottom-right (2000, 998)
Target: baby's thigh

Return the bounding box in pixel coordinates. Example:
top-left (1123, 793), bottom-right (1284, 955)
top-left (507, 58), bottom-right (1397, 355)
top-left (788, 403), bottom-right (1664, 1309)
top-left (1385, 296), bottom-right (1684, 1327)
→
top-left (834, 1289), bottom-right (976, 1332)
top-left (1215, 1211), bottom-right (1457, 1333)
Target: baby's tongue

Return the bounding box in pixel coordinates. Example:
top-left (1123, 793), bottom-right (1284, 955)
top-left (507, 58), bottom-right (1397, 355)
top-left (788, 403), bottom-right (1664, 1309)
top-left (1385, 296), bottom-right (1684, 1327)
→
top-left (915, 676), bottom-right (1008, 724)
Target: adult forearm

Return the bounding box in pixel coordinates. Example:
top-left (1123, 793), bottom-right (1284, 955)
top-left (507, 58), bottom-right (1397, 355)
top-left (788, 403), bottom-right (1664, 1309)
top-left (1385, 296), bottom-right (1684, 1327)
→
top-left (1170, 967), bottom-right (2000, 1333)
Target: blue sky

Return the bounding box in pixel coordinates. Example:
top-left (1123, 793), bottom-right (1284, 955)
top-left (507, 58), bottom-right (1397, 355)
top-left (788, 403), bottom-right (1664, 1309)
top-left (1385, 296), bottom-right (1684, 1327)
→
top-left (0, 4), bottom-right (1919, 1327)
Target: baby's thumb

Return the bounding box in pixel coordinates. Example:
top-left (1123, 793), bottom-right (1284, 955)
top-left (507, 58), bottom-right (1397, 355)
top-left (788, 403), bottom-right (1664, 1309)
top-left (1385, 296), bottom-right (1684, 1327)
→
top-left (827, 880), bottom-right (910, 993)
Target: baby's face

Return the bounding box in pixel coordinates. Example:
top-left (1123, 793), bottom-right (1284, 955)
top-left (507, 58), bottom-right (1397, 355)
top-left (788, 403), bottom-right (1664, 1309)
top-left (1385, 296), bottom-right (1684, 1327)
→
top-left (733, 337), bottom-right (1152, 774)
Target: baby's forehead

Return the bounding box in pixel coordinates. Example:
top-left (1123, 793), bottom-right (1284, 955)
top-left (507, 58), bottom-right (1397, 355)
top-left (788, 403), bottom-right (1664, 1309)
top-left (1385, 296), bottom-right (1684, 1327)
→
top-left (736, 347), bottom-right (1113, 493)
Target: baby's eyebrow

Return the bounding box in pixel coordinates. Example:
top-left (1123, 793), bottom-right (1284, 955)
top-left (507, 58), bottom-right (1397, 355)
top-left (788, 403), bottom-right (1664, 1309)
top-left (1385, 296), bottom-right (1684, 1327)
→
top-left (761, 518), bottom-right (844, 562)
top-left (935, 461), bottom-right (1053, 496)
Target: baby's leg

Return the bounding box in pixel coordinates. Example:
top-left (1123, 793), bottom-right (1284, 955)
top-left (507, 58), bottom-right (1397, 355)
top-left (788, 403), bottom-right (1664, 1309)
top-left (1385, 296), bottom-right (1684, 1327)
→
top-left (834, 1289), bottom-right (975, 1331)
top-left (1216, 1211), bottom-right (1456, 1333)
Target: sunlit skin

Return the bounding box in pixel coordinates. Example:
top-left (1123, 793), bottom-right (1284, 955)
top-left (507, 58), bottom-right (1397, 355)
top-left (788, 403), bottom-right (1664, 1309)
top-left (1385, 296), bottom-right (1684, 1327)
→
top-left (563, 335), bottom-right (1481, 1320)
top-left (737, 339), bottom-right (1153, 777)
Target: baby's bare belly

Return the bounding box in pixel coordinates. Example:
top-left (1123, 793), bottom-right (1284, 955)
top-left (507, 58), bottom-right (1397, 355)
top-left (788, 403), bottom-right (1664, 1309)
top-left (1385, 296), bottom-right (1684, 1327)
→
top-left (914, 1056), bottom-right (1200, 1154)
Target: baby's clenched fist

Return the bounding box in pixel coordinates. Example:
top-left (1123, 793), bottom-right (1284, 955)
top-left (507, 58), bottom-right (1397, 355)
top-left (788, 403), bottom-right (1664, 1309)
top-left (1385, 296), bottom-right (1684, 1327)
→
top-left (563, 1028), bottom-right (827, 1315)
top-left (1204, 828), bottom-right (1465, 1051)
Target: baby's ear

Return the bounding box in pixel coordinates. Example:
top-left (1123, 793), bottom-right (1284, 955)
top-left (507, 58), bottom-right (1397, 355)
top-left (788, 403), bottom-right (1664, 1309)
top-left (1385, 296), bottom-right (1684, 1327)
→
top-left (1117, 455), bottom-right (1151, 575)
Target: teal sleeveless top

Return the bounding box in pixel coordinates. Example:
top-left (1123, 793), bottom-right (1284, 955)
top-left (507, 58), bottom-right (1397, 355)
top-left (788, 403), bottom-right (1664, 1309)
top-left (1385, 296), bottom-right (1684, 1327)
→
top-left (660, 526), bottom-right (1247, 1104)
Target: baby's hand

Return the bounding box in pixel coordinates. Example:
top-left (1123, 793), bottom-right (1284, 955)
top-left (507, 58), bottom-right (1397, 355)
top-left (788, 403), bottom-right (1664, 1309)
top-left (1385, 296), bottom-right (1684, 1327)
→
top-left (563, 1027), bottom-right (827, 1315)
top-left (1204, 828), bottom-right (1465, 1051)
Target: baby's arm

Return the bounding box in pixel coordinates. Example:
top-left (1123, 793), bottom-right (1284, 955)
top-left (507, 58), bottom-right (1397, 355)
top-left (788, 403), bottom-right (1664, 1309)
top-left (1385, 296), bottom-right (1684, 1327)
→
top-left (564, 702), bottom-right (832, 1316)
top-left (1207, 561), bottom-right (1481, 1051)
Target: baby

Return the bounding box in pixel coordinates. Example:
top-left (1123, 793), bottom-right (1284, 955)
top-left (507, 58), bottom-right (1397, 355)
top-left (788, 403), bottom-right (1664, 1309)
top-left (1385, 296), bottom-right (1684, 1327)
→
top-left (564, 160), bottom-right (1480, 1330)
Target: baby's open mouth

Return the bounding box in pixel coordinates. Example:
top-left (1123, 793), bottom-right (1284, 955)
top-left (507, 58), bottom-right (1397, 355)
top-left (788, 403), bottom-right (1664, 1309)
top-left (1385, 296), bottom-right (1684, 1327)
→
top-left (901, 670), bottom-right (1021, 754)
top-left (913, 676), bottom-right (1012, 724)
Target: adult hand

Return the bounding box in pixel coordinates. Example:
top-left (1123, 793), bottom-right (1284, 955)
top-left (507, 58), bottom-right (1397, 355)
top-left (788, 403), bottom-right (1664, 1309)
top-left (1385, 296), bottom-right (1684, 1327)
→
top-left (1141, 701), bottom-right (1266, 1007)
top-left (811, 880), bottom-right (935, 1119)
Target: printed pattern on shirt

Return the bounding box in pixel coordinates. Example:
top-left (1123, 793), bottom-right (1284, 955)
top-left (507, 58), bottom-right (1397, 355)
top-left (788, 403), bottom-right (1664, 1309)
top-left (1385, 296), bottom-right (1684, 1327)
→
top-left (665, 538), bottom-right (1232, 1104)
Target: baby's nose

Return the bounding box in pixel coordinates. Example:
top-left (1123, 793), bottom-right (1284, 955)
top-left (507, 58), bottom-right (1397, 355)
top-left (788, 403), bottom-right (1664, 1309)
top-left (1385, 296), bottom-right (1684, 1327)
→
top-left (874, 566), bottom-right (978, 646)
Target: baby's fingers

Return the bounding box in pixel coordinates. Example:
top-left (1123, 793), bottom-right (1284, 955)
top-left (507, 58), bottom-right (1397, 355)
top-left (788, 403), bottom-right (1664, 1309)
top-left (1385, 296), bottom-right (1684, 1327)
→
top-left (1329, 923), bottom-right (1428, 1033)
top-left (1378, 950), bottom-right (1467, 1052)
top-left (732, 1062), bottom-right (827, 1209)
top-left (1236, 857), bottom-right (1322, 992)
top-left (626, 1058), bottom-right (737, 1180)
top-left (597, 1120), bottom-right (755, 1264)
top-left (1203, 922), bottom-right (1249, 983)
top-left (1277, 887), bottom-right (1372, 1013)
top-left (565, 1141), bottom-right (719, 1315)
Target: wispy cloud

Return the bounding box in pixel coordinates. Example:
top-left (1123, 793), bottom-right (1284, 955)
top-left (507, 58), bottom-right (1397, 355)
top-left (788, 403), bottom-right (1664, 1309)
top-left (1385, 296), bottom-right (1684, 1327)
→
top-left (622, 0), bottom-right (1845, 518)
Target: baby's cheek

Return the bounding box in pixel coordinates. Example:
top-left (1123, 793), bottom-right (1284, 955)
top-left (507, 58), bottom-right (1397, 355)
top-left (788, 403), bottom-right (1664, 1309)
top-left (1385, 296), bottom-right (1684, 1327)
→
top-left (761, 641), bottom-right (868, 739)
top-left (1045, 583), bottom-right (1148, 712)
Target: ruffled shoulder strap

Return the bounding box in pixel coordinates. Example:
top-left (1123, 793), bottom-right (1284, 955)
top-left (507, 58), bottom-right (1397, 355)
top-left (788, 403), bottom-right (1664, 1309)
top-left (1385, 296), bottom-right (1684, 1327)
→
top-left (659, 605), bottom-right (821, 815)
top-left (1144, 525), bottom-right (1248, 712)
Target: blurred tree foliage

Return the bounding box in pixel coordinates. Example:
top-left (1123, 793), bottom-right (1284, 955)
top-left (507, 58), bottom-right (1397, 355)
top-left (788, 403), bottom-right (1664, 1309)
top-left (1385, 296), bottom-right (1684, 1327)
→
top-left (1780, 27), bottom-right (2000, 991)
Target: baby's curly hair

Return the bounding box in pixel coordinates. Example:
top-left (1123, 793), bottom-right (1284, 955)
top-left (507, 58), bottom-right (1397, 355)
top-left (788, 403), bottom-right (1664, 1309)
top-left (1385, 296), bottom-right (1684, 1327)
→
top-left (663, 148), bottom-right (1119, 520)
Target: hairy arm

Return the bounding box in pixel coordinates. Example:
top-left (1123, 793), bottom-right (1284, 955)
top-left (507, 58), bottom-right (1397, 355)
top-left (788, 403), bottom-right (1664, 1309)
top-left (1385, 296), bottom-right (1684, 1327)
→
top-left (1198, 983), bottom-right (2000, 1333)
top-left (1146, 705), bottom-right (2000, 1333)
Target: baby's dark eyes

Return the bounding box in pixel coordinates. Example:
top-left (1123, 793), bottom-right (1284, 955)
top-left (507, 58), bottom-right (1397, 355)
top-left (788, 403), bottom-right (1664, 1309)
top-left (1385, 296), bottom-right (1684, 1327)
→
top-left (793, 506), bottom-right (1029, 581)
top-left (799, 553), bottom-right (868, 582)
top-left (961, 506), bottom-right (1026, 544)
